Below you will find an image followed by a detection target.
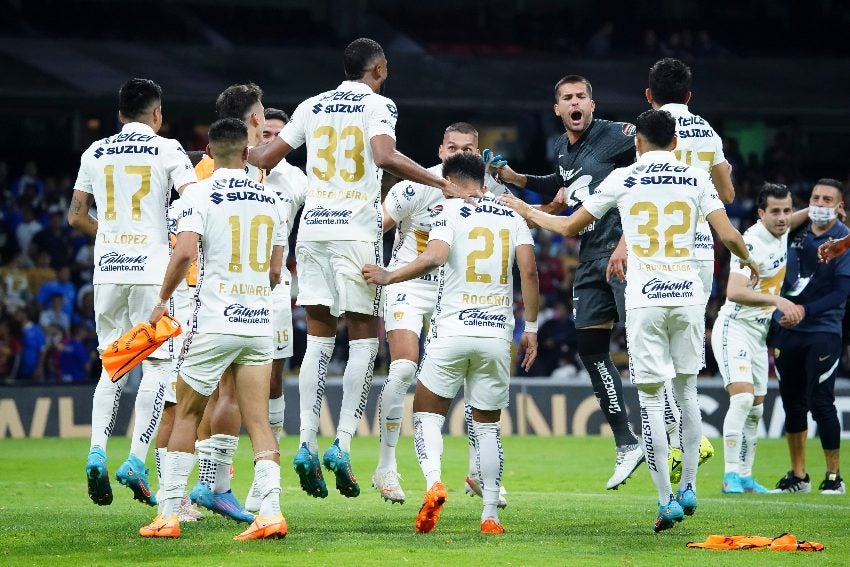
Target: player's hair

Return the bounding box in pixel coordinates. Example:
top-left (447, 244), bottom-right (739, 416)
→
top-left (442, 152), bottom-right (485, 186)
top-left (444, 122), bottom-right (478, 137)
top-left (264, 107), bottom-right (289, 123)
top-left (215, 83), bottom-right (264, 121)
top-left (756, 183), bottom-right (791, 210)
top-left (635, 109), bottom-right (676, 148)
top-left (648, 58), bottom-right (692, 105)
top-left (118, 78), bottom-right (162, 120)
top-left (208, 118), bottom-right (248, 159)
top-left (815, 178), bottom-right (845, 200)
top-left (554, 75), bottom-right (592, 100)
top-left (344, 38), bottom-right (385, 80)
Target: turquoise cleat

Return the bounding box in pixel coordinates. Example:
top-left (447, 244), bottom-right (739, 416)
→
top-left (86, 447), bottom-right (113, 506)
top-left (676, 483), bottom-right (698, 516)
top-left (654, 496), bottom-right (685, 533)
top-left (293, 443), bottom-right (328, 498)
top-left (740, 475), bottom-right (769, 494)
top-left (194, 484), bottom-right (255, 523)
top-left (116, 454), bottom-right (157, 506)
top-left (722, 471), bottom-right (744, 494)
top-left (322, 439), bottom-right (360, 498)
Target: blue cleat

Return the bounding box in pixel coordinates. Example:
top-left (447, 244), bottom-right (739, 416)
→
top-left (740, 475), bottom-right (769, 494)
top-left (116, 454), bottom-right (157, 506)
top-left (194, 484), bottom-right (255, 523)
top-left (322, 439), bottom-right (360, 498)
top-left (189, 480), bottom-right (206, 504)
top-left (722, 471), bottom-right (744, 494)
top-left (86, 447), bottom-right (113, 506)
top-left (654, 495), bottom-right (684, 533)
top-left (293, 443), bottom-right (328, 498)
top-left (676, 484), bottom-right (698, 516)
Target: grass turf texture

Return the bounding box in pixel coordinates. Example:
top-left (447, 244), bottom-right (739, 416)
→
top-left (1, 436), bottom-right (846, 566)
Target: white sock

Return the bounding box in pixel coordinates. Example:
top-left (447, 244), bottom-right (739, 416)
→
top-left (298, 335), bottom-right (335, 454)
top-left (723, 392), bottom-right (754, 475)
top-left (337, 338), bottom-right (379, 452)
top-left (740, 402), bottom-right (763, 478)
top-left (210, 434), bottom-right (238, 493)
top-left (129, 359), bottom-right (169, 460)
top-left (195, 438), bottom-right (214, 487)
top-left (254, 459), bottom-right (281, 517)
top-left (155, 446), bottom-right (166, 512)
top-left (269, 395), bottom-right (285, 442)
top-left (413, 411), bottom-right (444, 489)
top-left (161, 451), bottom-right (195, 518)
top-left (465, 403), bottom-right (478, 477)
top-left (90, 367), bottom-right (126, 452)
top-left (672, 373), bottom-right (700, 492)
top-left (638, 385), bottom-right (672, 503)
top-left (663, 382), bottom-right (681, 449)
top-left (473, 420), bottom-right (503, 522)
top-left (377, 359), bottom-right (417, 471)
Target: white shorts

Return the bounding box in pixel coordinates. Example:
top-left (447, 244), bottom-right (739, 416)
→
top-left (272, 281), bottom-right (293, 359)
top-left (295, 240), bottom-right (382, 317)
top-left (711, 314), bottom-right (769, 396)
top-left (94, 283), bottom-right (172, 359)
top-left (626, 304), bottom-right (705, 384)
top-left (383, 278), bottom-right (437, 334)
top-left (417, 336), bottom-right (511, 411)
top-left (165, 285), bottom-right (195, 404)
top-left (177, 332), bottom-right (273, 397)
top-left (699, 260), bottom-right (714, 299)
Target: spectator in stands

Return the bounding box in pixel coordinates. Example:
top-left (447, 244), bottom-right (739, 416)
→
top-left (15, 202), bottom-right (42, 259)
top-left (0, 318), bottom-right (21, 382)
top-left (27, 251), bottom-right (56, 296)
top-left (585, 21), bottom-right (614, 57)
top-left (31, 208), bottom-right (74, 269)
top-left (0, 209), bottom-right (20, 265)
top-left (0, 253), bottom-right (31, 310)
top-left (39, 293), bottom-right (71, 333)
top-left (36, 266), bottom-right (75, 318)
top-left (59, 324), bottom-right (91, 383)
top-left (521, 301), bottom-right (578, 376)
top-left (14, 306), bottom-right (46, 382)
top-left (12, 161), bottom-right (44, 201)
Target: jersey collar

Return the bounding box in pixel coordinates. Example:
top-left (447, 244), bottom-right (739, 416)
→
top-left (121, 122), bottom-right (156, 135)
top-left (339, 80), bottom-right (374, 94)
top-left (636, 150), bottom-right (674, 163)
top-left (211, 167), bottom-right (249, 180)
top-left (659, 103), bottom-right (689, 114)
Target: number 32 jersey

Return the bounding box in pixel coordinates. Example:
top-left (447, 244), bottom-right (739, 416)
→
top-left (583, 150), bottom-right (724, 310)
top-left (74, 121), bottom-right (197, 285)
top-left (280, 80), bottom-right (397, 243)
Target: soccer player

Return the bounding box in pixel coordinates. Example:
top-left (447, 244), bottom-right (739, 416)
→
top-left (500, 109), bottom-right (757, 532)
top-left (492, 75), bottom-right (643, 489)
top-left (363, 152), bottom-right (539, 534)
top-left (712, 183), bottom-right (805, 494)
top-left (249, 37), bottom-right (472, 498)
top-left (373, 122), bottom-right (507, 506)
top-left (140, 117), bottom-right (288, 540)
top-left (68, 78), bottom-right (197, 507)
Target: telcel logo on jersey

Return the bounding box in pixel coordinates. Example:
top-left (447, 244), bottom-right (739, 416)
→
top-left (98, 252), bottom-right (147, 272)
top-left (458, 308), bottom-right (508, 329)
top-left (223, 303), bottom-right (271, 324)
top-left (641, 278), bottom-right (694, 299)
top-left (303, 207), bottom-right (352, 226)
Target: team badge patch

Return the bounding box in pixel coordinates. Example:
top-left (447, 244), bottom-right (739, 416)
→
top-left (623, 123), bottom-right (636, 136)
top-left (393, 311), bottom-right (405, 321)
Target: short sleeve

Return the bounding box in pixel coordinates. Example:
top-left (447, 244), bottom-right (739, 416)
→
top-left (515, 217), bottom-right (534, 247)
top-left (176, 187), bottom-right (206, 237)
top-left (365, 96), bottom-right (397, 140)
top-left (713, 133), bottom-right (727, 167)
top-left (74, 148), bottom-right (94, 194)
top-left (697, 170), bottom-right (725, 217)
top-left (163, 141), bottom-right (198, 190)
top-left (427, 201), bottom-right (455, 245)
top-left (384, 181), bottom-right (417, 223)
top-left (273, 198), bottom-right (289, 247)
top-left (581, 174), bottom-right (620, 219)
top-left (728, 233), bottom-right (755, 277)
top-left (279, 100), bottom-right (309, 149)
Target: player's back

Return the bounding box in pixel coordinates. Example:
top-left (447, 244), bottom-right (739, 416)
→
top-left (429, 194), bottom-right (534, 339)
top-left (386, 164), bottom-right (444, 271)
top-left (661, 103), bottom-right (725, 173)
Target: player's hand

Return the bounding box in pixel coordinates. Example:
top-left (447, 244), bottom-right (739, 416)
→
top-left (779, 305), bottom-right (806, 328)
top-left (441, 179), bottom-right (482, 205)
top-left (818, 236), bottom-right (849, 263)
top-left (775, 297), bottom-right (805, 326)
top-left (520, 331), bottom-right (538, 371)
top-left (483, 148), bottom-right (508, 171)
top-left (362, 264), bottom-right (392, 286)
top-left (498, 193), bottom-right (532, 219)
top-left (492, 163), bottom-right (519, 186)
top-left (149, 304), bottom-right (168, 326)
top-left (740, 257), bottom-right (760, 286)
top-left (606, 239), bottom-right (628, 283)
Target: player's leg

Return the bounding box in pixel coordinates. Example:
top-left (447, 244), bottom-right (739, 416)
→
top-left (806, 334), bottom-right (845, 494)
top-left (738, 324), bottom-right (770, 493)
top-left (771, 332), bottom-right (812, 493)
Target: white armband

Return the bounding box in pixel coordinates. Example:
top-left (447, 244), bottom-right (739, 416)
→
top-left (524, 320), bottom-right (538, 333)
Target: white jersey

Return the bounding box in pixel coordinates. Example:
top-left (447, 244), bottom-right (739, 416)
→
top-left (583, 150), bottom-right (724, 310)
top-left (265, 158), bottom-right (307, 234)
top-left (74, 122), bottom-right (196, 284)
top-left (428, 194), bottom-right (534, 340)
top-left (661, 103), bottom-right (727, 262)
top-left (718, 220), bottom-right (787, 326)
top-left (177, 168), bottom-right (287, 336)
top-left (280, 80), bottom-right (397, 243)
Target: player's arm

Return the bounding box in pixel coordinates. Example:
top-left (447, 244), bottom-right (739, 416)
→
top-left (710, 161), bottom-right (735, 204)
top-left (269, 244), bottom-right (284, 289)
top-left (68, 189), bottom-right (98, 236)
top-left (363, 239), bottom-right (450, 286)
top-left (249, 137), bottom-right (295, 171)
top-left (499, 193), bottom-right (597, 236)
top-left (382, 203), bottom-right (397, 233)
top-left (725, 272), bottom-right (802, 322)
top-left (150, 231), bottom-right (198, 324)
top-left (606, 235), bottom-right (628, 283)
top-left (789, 207), bottom-right (810, 231)
top-left (706, 209), bottom-right (759, 282)
top-left (516, 243), bottom-right (539, 372)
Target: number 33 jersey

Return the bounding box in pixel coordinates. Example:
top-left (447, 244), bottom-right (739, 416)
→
top-left (74, 121), bottom-right (197, 284)
top-left (280, 80), bottom-right (398, 244)
top-left (427, 194), bottom-right (534, 340)
top-left (582, 151), bottom-right (725, 310)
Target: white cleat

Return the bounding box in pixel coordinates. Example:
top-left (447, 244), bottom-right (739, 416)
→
top-left (606, 444), bottom-right (645, 490)
top-left (464, 474), bottom-right (507, 508)
top-left (178, 494), bottom-right (204, 522)
top-left (244, 479), bottom-right (261, 514)
top-left (372, 469), bottom-right (405, 504)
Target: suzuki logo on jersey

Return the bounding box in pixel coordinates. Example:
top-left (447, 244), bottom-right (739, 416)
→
top-left (94, 145), bottom-right (158, 159)
top-left (460, 198), bottom-right (513, 218)
top-left (641, 278), bottom-right (694, 299)
top-left (458, 308), bottom-right (508, 329)
top-left (624, 176), bottom-right (637, 188)
top-left (225, 192), bottom-right (275, 205)
top-left (211, 192), bottom-right (224, 204)
top-left (312, 103), bottom-right (323, 114)
top-left (640, 175), bottom-right (697, 187)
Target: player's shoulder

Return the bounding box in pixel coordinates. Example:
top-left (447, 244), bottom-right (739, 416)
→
top-left (593, 118), bottom-right (636, 139)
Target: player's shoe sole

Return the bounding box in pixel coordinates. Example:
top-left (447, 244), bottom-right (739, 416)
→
top-left (322, 441), bottom-right (360, 498)
top-left (415, 481), bottom-right (448, 533)
top-left (480, 518), bottom-right (505, 534)
top-left (194, 485), bottom-right (255, 523)
top-left (86, 448), bottom-right (113, 506)
top-left (233, 513), bottom-right (288, 540)
top-left (293, 443), bottom-right (328, 499)
top-left (372, 469), bottom-right (405, 504)
top-left (654, 497), bottom-right (684, 533)
top-left (139, 514), bottom-right (180, 538)
top-left (115, 454), bottom-right (156, 506)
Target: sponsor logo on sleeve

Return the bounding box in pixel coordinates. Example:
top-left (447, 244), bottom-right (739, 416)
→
top-left (623, 123), bottom-right (636, 136)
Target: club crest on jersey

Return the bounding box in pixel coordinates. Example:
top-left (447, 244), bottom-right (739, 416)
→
top-left (429, 204), bottom-right (443, 217)
top-left (393, 311), bottom-right (405, 321)
top-left (403, 185), bottom-right (415, 199)
top-left (623, 123), bottom-right (636, 136)
top-left (386, 103), bottom-right (398, 119)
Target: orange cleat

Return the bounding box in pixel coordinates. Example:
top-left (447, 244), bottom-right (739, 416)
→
top-left (139, 514), bottom-right (180, 538)
top-left (480, 518), bottom-right (505, 534)
top-left (415, 481), bottom-right (448, 533)
top-left (233, 513), bottom-right (288, 540)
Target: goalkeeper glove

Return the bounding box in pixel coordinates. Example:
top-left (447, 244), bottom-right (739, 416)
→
top-left (483, 148), bottom-right (508, 169)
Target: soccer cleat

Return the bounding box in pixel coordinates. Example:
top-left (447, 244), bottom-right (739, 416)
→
top-left (189, 480), bottom-right (205, 504)
top-left (819, 472), bottom-right (846, 495)
top-left (139, 514), bottom-right (180, 538)
top-left (116, 454), bottom-right (156, 506)
top-left (676, 484), bottom-right (698, 516)
top-left (293, 443), bottom-right (328, 499)
top-left (233, 512), bottom-right (288, 540)
top-left (415, 481), bottom-right (448, 533)
top-left (245, 479), bottom-right (261, 513)
top-left (770, 470), bottom-right (811, 494)
top-left (194, 484), bottom-right (255, 523)
top-left (653, 496), bottom-right (684, 533)
top-left (740, 475), bottom-right (769, 494)
top-left (480, 518), bottom-right (505, 534)
top-left (606, 444), bottom-right (645, 490)
top-left (670, 436), bottom-right (714, 484)
top-left (699, 436), bottom-right (715, 465)
top-left (86, 447), bottom-right (113, 506)
top-left (322, 440), bottom-right (360, 498)
top-left (722, 471), bottom-right (744, 494)
top-left (372, 469), bottom-right (405, 504)
top-left (464, 475), bottom-right (508, 508)
top-left (178, 494), bottom-right (204, 522)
